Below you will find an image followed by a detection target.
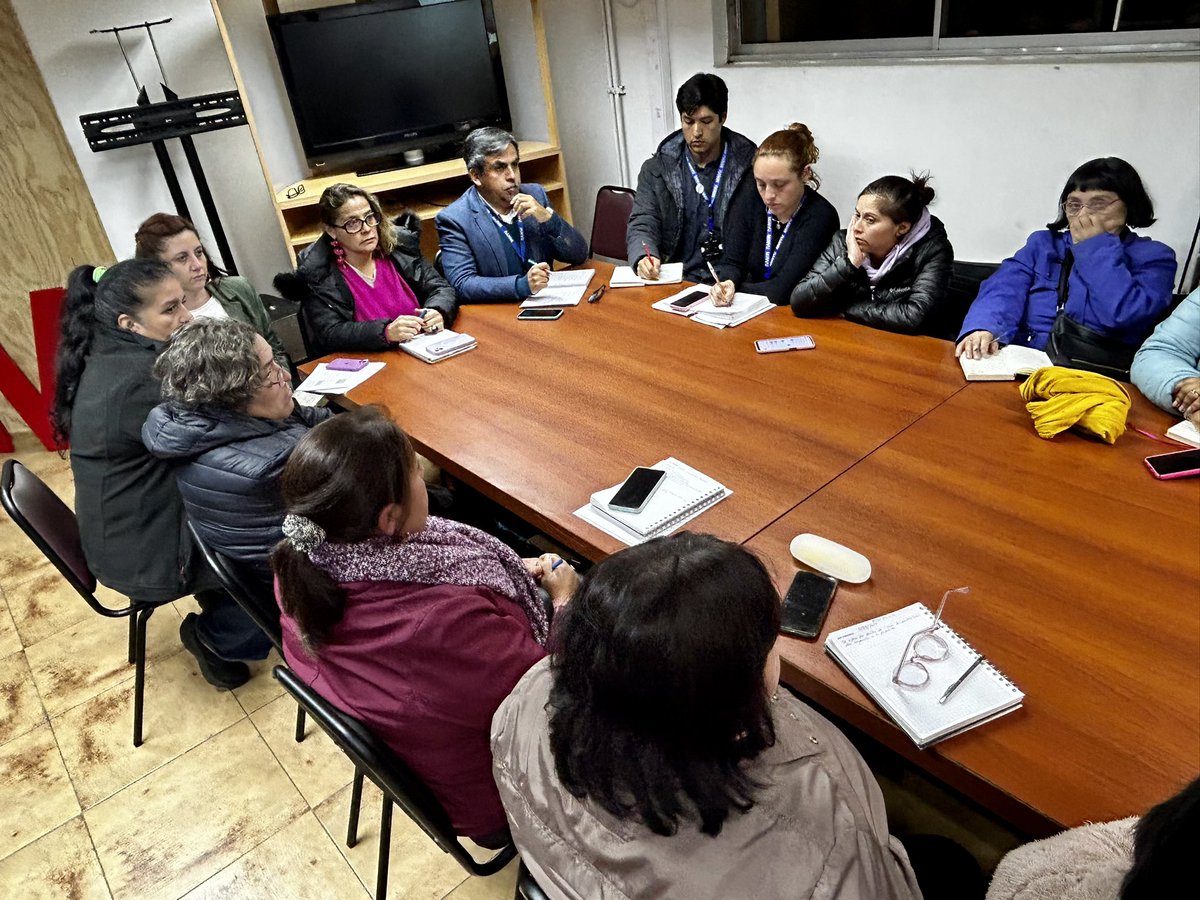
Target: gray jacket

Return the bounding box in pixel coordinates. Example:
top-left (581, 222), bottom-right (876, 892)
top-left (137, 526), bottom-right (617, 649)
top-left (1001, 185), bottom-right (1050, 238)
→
top-left (491, 659), bottom-right (922, 900)
top-left (626, 127), bottom-right (757, 267)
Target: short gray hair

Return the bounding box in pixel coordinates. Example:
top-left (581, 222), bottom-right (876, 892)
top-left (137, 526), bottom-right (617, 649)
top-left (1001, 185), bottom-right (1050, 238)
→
top-left (463, 126), bottom-right (518, 174)
top-left (154, 317), bottom-right (262, 410)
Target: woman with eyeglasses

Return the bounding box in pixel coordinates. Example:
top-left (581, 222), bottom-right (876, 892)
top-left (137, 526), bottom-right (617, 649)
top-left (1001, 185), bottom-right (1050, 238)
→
top-left (274, 183), bottom-right (458, 356)
top-left (143, 317), bottom-right (332, 600)
top-left (957, 157), bottom-right (1176, 361)
top-left (790, 172), bottom-right (953, 334)
top-left (135, 213), bottom-right (289, 363)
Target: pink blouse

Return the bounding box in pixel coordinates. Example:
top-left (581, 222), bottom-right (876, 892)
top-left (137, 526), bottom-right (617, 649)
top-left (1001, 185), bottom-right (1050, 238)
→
top-left (345, 256), bottom-right (420, 322)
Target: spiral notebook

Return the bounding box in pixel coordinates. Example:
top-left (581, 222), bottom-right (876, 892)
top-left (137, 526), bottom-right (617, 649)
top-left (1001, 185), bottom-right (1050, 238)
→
top-left (825, 603), bottom-right (1024, 749)
top-left (577, 457), bottom-right (730, 545)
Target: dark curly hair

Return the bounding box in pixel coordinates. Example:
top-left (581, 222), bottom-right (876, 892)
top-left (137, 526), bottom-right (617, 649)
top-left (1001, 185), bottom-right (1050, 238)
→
top-left (548, 532), bottom-right (780, 837)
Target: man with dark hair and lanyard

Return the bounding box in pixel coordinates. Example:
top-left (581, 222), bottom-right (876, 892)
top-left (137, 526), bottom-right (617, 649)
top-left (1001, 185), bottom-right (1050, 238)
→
top-left (626, 73), bottom-right (757, 284)
top-left (437, 127), bottom-right (588, 303)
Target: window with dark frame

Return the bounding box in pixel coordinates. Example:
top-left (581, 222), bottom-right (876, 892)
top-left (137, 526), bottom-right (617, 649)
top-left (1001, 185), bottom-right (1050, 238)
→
top-left (730, 0), bottom-right (1200, 60)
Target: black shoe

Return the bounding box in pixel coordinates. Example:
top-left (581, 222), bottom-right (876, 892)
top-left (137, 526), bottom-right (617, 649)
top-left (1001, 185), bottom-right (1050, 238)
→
top-left (179, 614), bottom-right (251, 690)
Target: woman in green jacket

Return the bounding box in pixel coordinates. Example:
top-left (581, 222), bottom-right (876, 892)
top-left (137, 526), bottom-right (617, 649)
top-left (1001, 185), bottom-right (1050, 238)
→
top-left (134, 212), bottom-right (289, 362)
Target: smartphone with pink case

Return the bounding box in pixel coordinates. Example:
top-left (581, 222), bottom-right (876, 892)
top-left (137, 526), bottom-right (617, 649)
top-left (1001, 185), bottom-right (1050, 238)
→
top-left (1144, 448), bottom-right (1200, 480)
top-left (327, 358), bottom-right (369, 372)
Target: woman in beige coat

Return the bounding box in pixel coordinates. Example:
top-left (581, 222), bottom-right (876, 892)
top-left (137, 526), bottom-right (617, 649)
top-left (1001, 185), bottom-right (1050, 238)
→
top-left (491, 532), bottom-right (922, 900)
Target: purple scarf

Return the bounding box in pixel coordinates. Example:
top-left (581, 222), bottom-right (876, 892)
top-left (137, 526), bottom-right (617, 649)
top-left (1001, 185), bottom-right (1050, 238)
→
top-left (309, 516), bottom-right (549, 645)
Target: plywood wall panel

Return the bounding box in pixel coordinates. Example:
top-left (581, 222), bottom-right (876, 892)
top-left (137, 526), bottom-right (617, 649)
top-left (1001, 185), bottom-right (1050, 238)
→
top-left (0, 0), bottom-right (112, 438)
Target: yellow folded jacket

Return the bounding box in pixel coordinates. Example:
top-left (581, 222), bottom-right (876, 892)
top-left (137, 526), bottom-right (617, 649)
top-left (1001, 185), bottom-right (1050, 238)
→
top-left (1018, 366), bottom-right (1131, 444)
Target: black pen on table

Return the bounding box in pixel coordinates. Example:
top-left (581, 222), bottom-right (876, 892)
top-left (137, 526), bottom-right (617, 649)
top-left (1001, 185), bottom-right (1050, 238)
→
top-left (587, 285), bottom-right (606, 303)
top-left (939, 653), bottom-right (985, 704)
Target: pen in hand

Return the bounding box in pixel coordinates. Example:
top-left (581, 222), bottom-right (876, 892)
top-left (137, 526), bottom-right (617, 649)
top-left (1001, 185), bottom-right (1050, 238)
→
top-left (706, 260), bottom-right (721, 285)
top-left (939, 653), bottom-right (985, 704)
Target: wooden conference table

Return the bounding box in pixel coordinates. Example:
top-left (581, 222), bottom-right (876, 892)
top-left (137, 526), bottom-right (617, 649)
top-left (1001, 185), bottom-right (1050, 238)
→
top-left (310, 260), bottom-right (1200, 836)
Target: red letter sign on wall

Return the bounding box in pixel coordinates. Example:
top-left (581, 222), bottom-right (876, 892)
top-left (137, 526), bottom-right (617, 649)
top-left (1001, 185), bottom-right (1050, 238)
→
top-left (0, 287), bottom-right (66, 453)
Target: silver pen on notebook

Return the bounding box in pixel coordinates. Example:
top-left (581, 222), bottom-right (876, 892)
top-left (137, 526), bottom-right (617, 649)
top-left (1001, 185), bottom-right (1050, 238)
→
top-left (939, 653), bottom-right (985, 704)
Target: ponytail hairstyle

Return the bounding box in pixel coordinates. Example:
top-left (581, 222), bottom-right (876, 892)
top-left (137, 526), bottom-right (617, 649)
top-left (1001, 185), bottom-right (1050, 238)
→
top-left (134, 212), bottom-right (226, 281)
top-left (754, 123), bottom-right (821, 189)
top-left (272, 405), bottom-right (417, 651)
top-left (52, 258), bottom-right (175, 443)
top-left (859, 171), bottom-right (936, 225)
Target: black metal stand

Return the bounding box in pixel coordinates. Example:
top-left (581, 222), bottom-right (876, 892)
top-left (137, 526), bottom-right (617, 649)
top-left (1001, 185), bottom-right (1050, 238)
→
top-left (80, 20), bottom-right (247, 274)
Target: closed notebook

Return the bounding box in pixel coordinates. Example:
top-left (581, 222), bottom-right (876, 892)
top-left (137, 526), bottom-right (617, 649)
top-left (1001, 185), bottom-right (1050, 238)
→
top-left (824, 603), bottom-right (1024, 749)
top-left (959, 345), bottom-right (1052, 381)
top-left (399, 329), bottom-right (476, 363)
top-left (588, 457), bottom-right (728, 539)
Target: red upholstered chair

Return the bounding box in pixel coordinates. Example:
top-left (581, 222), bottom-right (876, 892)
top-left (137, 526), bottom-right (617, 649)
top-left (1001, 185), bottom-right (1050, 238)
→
top-left (589, 185), bottom-right (636, 261)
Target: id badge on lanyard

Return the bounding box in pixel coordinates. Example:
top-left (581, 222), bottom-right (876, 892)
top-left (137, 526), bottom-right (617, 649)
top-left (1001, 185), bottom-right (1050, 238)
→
top-left (685, 143), bottom-right (728, 232)
top-left (488, 209), bottom-right (527, 266)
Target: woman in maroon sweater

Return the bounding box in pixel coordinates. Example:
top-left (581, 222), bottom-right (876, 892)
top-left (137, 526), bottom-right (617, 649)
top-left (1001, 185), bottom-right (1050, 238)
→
top-left (272, 406), bottom-right (577, 846)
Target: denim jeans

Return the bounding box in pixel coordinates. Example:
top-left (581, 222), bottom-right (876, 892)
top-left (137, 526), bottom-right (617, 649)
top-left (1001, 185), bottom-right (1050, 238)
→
top-left (193, 589), bottom-right (274, 661)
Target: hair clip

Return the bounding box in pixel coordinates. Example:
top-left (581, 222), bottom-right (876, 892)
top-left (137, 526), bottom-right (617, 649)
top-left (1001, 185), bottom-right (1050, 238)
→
top-left (92, 266), bottom-right (108, 283)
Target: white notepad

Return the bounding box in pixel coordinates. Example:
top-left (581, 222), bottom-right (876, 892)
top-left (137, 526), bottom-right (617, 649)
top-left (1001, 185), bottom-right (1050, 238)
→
top-left (651, 288), bottom-right (773, 329)
top-left (398, 330), bottom-right (476, 363)
top-left (958, 345), bottom-right (1052, 381)
top-left (824, 603), bottom-right (1024, 749)
top-left (609, 263), bottom-right (684, 287)
top-left (575, 457), bottom-right (731, 545)
top-left (520, 269), bottom-right (596, 308)
top-left (295, 361), bottom-right (386, 394)
top-left (1166, 418), bottom-right (1200, 448)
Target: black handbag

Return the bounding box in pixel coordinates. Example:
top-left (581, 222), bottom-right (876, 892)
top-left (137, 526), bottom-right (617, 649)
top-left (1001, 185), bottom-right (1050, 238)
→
top-left (1046, 248), bottom-right (1135, 381)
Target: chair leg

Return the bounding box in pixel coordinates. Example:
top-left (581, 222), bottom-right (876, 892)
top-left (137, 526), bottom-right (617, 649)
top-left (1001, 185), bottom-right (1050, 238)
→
top-left (376, 796), bottom-right (392, 900)
top-left (131, 606), bottom-right (155, 747)
top-left (347, 768), bottom-right (364, 848)
top-left (127, 615), bottom-right (136, 665)
top-left (294, 706), bottom-right (307, 743)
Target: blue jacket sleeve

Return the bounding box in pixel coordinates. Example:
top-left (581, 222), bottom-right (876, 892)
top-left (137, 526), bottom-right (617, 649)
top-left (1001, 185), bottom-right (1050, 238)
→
top-left (533, 184), bottom-right (588, 266)
top-left (435, 208), bottom-right (524, 303)
top-left (958, 234), bottom-right (1040, 344)
top-left (1130, 290), bottom-right (1200, 413)
top-left (1069, 232), bottom-right (1177, 337)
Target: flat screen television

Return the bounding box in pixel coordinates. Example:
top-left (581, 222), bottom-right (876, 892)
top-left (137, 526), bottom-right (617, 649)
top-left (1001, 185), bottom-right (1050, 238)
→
top-left (267, 0), bottom-right (511, 173)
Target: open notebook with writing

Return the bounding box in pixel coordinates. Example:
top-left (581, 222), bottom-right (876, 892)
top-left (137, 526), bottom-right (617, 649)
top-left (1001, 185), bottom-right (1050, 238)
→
top-left (825, 603), bottom-right (1024, 749)
top-left (575, 457), bottom-right (731, 545)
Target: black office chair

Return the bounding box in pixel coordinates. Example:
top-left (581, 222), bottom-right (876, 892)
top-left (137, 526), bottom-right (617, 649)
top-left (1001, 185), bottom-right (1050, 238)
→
top-left (1, 459), bottom-right (173, 747)
top-left (922, 260), bottom-right (1001, 342)
top-left (186, 520), bottom-right (307, 743)
top-left (515, 861), bottom-right (551, 900)
top-left (273, 665), bottom-right (517, 900)
top-left (589, 185), bottom-right (636, 261)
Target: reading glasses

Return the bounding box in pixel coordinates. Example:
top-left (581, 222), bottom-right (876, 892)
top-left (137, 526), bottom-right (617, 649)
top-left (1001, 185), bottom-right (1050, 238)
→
top-left (1063, 197), bottom-right (1120, 216)
top-left (892, 586), bottom-right (970, 689)
top-left (334, 212), bottom-right (381, 233)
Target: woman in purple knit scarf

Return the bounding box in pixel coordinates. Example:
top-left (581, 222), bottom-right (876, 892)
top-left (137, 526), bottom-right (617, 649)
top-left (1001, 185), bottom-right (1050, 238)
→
top-left (272, 405), bottom-right (578, 847)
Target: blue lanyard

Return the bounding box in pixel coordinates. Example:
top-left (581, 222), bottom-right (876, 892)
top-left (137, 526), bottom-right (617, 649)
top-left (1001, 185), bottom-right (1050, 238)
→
top-left (763, 211), bottom-right (793, 280)
top-left (684, 142), bottom-right (728, 231)
top-left (486, 207), bottom-right (527, 266)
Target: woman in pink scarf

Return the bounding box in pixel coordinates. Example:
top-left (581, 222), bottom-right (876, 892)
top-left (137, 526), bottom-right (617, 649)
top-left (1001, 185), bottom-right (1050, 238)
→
top-left (272, 405), bottom-right (578, 846)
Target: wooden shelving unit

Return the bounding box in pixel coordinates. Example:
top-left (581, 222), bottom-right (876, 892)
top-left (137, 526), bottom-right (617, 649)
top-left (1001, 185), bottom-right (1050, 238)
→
top-left (276, 141), bottom-right (570, 260)
top-left (211, 0), bottom-right (571, 265)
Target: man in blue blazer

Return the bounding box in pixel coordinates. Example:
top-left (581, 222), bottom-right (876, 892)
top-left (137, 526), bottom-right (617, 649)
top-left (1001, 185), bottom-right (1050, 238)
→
top-left (436, 127), bottom-right (588, 303)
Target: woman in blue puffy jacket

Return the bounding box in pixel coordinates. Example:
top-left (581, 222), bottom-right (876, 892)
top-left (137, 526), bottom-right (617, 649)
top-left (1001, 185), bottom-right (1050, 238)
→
top-left (956, 158), bottom-right (1176, 361)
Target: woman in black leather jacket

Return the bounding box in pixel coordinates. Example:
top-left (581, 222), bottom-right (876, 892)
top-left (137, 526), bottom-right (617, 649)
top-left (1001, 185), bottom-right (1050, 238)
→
top-left (790, 173), bottom-right (953, 335)
top-left (274, 183), bottom-right (458, 356)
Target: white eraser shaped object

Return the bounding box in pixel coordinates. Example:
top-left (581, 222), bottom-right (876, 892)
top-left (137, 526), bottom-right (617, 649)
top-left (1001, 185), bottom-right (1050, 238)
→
top-left (789, 533), bottom-right (872, 583)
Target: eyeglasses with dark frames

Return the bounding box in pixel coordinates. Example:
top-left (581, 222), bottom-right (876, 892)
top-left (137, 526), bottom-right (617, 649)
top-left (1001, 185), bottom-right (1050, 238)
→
top-left (334, 212), bottom-right (381, 233)
top-left (285, 184), bottom-right (305, 200)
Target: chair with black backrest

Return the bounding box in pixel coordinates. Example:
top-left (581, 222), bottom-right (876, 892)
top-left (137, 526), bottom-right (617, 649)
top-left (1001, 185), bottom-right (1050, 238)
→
top-left (186, 520), bottom-right (307, 743)
top-left (921, 260), bottom-right (1001, 342)
top-left (273, 666), bottom-right (517, 900)
top-left (515, 861), bottom-right (551, 900)
top-left (589, 185), bottom-right (636, 261)
top-left (1, 459), bottom-right (172, 747)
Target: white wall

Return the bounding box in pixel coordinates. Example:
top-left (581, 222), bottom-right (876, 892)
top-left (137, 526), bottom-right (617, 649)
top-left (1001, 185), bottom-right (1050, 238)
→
top-left (17, 0), bottom-right (1199, 291)
top-left (13, 0), bottom-right (292, 294)
top-left (547, 0), bottom-right (1200, 278)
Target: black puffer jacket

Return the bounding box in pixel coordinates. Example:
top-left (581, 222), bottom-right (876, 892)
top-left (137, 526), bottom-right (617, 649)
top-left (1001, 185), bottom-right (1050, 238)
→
top-left (67, 327), bottom-right (219, 603)
top-left (142, 403), bottom-right (332, 590)
top-left (275, 220), bottom-right (458, 357)
top-left (789, 217), bottom-right (954, 335)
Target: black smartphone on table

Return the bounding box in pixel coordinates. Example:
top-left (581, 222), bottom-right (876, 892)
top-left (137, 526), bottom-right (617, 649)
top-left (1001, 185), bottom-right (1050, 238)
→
top-left (779, 570), bottom-right (838, 639)
top-left (517, 308), bottom-right (564, 321)
top-left (608, 466), bottom-right (666, 513)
